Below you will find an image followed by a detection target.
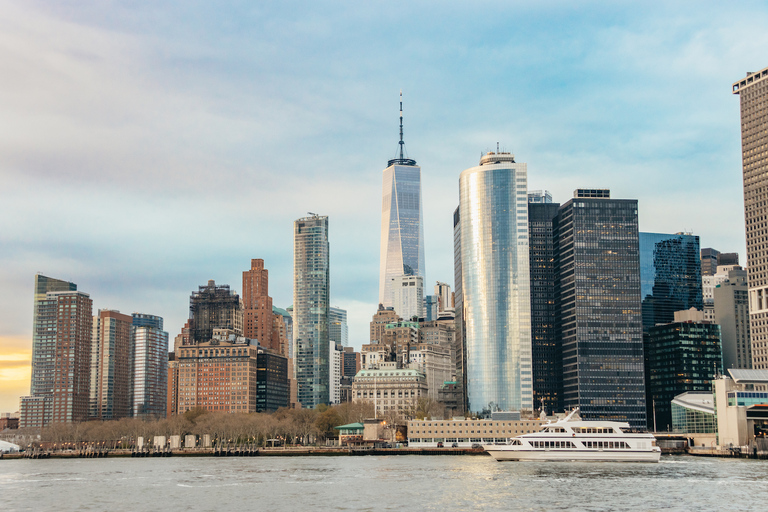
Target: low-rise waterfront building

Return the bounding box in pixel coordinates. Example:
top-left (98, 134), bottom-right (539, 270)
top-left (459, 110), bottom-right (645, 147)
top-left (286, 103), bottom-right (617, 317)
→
top-left (407, 417), bottom-right (543, 447)
top-left (714, 369), bottom-right (768, 448)
top-left (671, 392), bottom-right (716, 434)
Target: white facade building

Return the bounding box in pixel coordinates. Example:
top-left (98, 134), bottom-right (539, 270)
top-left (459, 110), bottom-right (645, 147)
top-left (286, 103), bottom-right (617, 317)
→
top-left (391, 274), bottom-right (424, 321)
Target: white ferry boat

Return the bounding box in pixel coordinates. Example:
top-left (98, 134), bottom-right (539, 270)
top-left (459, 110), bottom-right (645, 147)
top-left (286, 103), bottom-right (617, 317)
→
top-left (484, 408), bottom-right (661, 462)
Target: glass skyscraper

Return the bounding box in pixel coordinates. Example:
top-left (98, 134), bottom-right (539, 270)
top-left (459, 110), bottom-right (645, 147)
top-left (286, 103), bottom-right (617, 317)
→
top-left (555, 190), bottom-right (646, 428)
top-left (639, 232), bottom-right (702, 333)
top-left (457, 151), bottom-right (532, 414)
top-left (528, 198), bottom-right (562, 414)
top-left (379, 94), bottom-right (425, 309)
top-left (293, 214), bottom-right (330, 408)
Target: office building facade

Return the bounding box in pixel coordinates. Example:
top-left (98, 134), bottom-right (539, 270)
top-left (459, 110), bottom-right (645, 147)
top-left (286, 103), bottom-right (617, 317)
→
top-left (733, 67), bottom-right (768, 369)
top-left (528, 198), bottom-right (562, 414)
top-left (457, 151), bottom-right (532, 414)
top-left (646, 313), bottom-right (722, 431)
top-left (639, 232), bottom-right (703, 333)
top-left (391, 274), bottom-right (424, 321)
top-left (379, 94), bottom-right (425, 308)
top-left (714, 266), bottom-right (752, 369)
top-left (329, 306), bottom-right (348, 347)
top-left (293, 214), bottom-right (330, 408)
top-left (555, 189), bottom-right (646, 428)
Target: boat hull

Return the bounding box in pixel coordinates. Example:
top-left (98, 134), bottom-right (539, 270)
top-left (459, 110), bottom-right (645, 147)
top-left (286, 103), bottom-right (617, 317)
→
top-left (485, 447), bottom-right (661, 463)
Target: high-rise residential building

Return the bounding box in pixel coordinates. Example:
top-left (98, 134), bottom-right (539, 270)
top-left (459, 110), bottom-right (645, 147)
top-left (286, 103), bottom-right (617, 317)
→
top-left (714, 266), bottom-right (752, 369)
top-left (528, 195), bottom-right (562, 414)
top-left (734, 67), bottom-right (768, 369)
top-left (91, 310), bottom-right (134, 421)
top-left (555, 189), bottom-right (646, 428)
top-left (242, 259), bottom-right (275, 350)
top-left (457, 150), bottom-right (532, 414)
top-left (640, 233), bottom-right (703, 333)
top-left (329, 306), bottom-right (348, 347)
top-left (293, 214), bottom-right (330, 408)
top-left (167, 353), bottom-right (179, 417)
top-left (379, 93), bottom-right (425, 308)
top-left (132, 313), bottom-right (168, 418)
top-left (189, 280), bottom-right (242, 343)
top-left (21, 277), bottom-right (92, 428)
top-left (391, 274), bottom-right (424, 321)
top-left (29, 275), bottom-right (77, 398)
top-left (646, 310), bottom-right (722, 431)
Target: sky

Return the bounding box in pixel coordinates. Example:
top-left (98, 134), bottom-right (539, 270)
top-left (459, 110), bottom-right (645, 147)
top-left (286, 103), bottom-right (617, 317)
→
top-left (1, 0), bottom-right (767, 412)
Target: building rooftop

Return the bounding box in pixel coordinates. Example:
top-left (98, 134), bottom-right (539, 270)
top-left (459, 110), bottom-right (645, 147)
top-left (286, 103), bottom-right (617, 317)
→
top-left (728, 369), bottom-right (768, 384)
top-left (671, 392), bottom-right (714, 415)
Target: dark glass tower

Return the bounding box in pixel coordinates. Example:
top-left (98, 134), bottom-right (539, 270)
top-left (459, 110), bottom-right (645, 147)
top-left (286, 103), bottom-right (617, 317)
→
top-left (640, 232), bottom-right (703, 333)
top-left (555, 189), bottom-right (646, 428)
top-left (528, 199), bottom-right (562, 414)
top-left (646, 321), bottom-right (722, 431)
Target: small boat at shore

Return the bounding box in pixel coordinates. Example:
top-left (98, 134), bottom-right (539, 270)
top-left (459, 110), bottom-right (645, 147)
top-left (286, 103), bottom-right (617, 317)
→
top-left (484, 408), bottom-right (661, 462)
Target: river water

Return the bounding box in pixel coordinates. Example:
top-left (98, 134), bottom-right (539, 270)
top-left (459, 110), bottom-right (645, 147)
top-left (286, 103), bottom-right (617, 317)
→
top-left (1, 455), bottom-right (767, 511)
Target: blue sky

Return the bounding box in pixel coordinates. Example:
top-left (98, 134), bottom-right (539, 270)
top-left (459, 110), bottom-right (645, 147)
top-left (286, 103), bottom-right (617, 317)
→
top-left (1, 1), bottom-right (767, 410)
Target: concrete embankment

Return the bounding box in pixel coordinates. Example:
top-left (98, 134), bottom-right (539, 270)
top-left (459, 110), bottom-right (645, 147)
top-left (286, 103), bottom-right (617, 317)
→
top-left (1, 447), bottom-right (488, 460)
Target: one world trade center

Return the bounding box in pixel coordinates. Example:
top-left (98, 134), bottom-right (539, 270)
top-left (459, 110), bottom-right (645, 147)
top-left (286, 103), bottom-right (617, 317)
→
top-left (379, 92), bottom-right (425, 308)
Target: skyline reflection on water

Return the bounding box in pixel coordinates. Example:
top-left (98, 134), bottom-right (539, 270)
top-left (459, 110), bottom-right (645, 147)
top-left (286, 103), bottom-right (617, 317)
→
top-left (2, 455), bottom-right (767, 511)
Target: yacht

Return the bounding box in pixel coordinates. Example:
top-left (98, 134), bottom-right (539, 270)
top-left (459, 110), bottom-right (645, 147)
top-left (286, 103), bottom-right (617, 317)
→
top-left (484, 408), bottom-right (661, 462)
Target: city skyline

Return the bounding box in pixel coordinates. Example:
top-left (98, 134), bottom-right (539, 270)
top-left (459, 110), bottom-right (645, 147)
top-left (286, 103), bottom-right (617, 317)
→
top-left (2, 2), bottom-right (767, 411)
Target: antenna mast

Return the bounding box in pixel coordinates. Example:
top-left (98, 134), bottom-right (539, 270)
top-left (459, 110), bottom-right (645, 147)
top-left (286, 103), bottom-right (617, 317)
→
top-left (399, 90), bottom-right (404, 161)
top-left (387, 90), bottom-right (417, 167)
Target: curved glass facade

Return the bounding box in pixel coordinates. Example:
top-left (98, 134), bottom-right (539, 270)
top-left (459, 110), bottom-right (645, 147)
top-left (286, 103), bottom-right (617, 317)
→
top-left (459, 156), bottom-right (532, 414)
top-left (379, 163), bottom-right (425, 308)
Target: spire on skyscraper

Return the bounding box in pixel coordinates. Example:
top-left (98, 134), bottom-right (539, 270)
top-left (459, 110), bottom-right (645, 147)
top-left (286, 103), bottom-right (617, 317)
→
top-left (389, 90), bottom-right (417, 167)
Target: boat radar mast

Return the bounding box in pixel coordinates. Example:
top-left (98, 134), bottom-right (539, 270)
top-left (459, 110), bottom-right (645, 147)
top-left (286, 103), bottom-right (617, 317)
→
top-left (388, 90), bottom-right (417, 167)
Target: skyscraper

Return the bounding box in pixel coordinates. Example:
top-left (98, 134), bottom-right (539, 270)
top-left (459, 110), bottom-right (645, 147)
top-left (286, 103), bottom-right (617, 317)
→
top-left (639, 232), bottom-right (703, 333)
top-left (21, 275), bottom-right (92, 428)
top-left (555, 189), bottom-right (646, 428)
top-left (293, 214), bottom-right (330, 408)
top-left (457, 150), bottom-right (532, 414)
top-left (242, 259), bottom-right (275, 350)
top-left (132, 313), bottom-right (168, 418)
top-left (714, 266), bottom-right (752, 370)
top-left (528, 194), bottom-right (562, 414)
top-left (733, 67), bottom-right (768, 369)
top-left (379, 92), bottom-right (425, 308)
top-left (646, 310), bottom-right (722, 431)
top-left (91, 310), bottom-right (134, 420)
